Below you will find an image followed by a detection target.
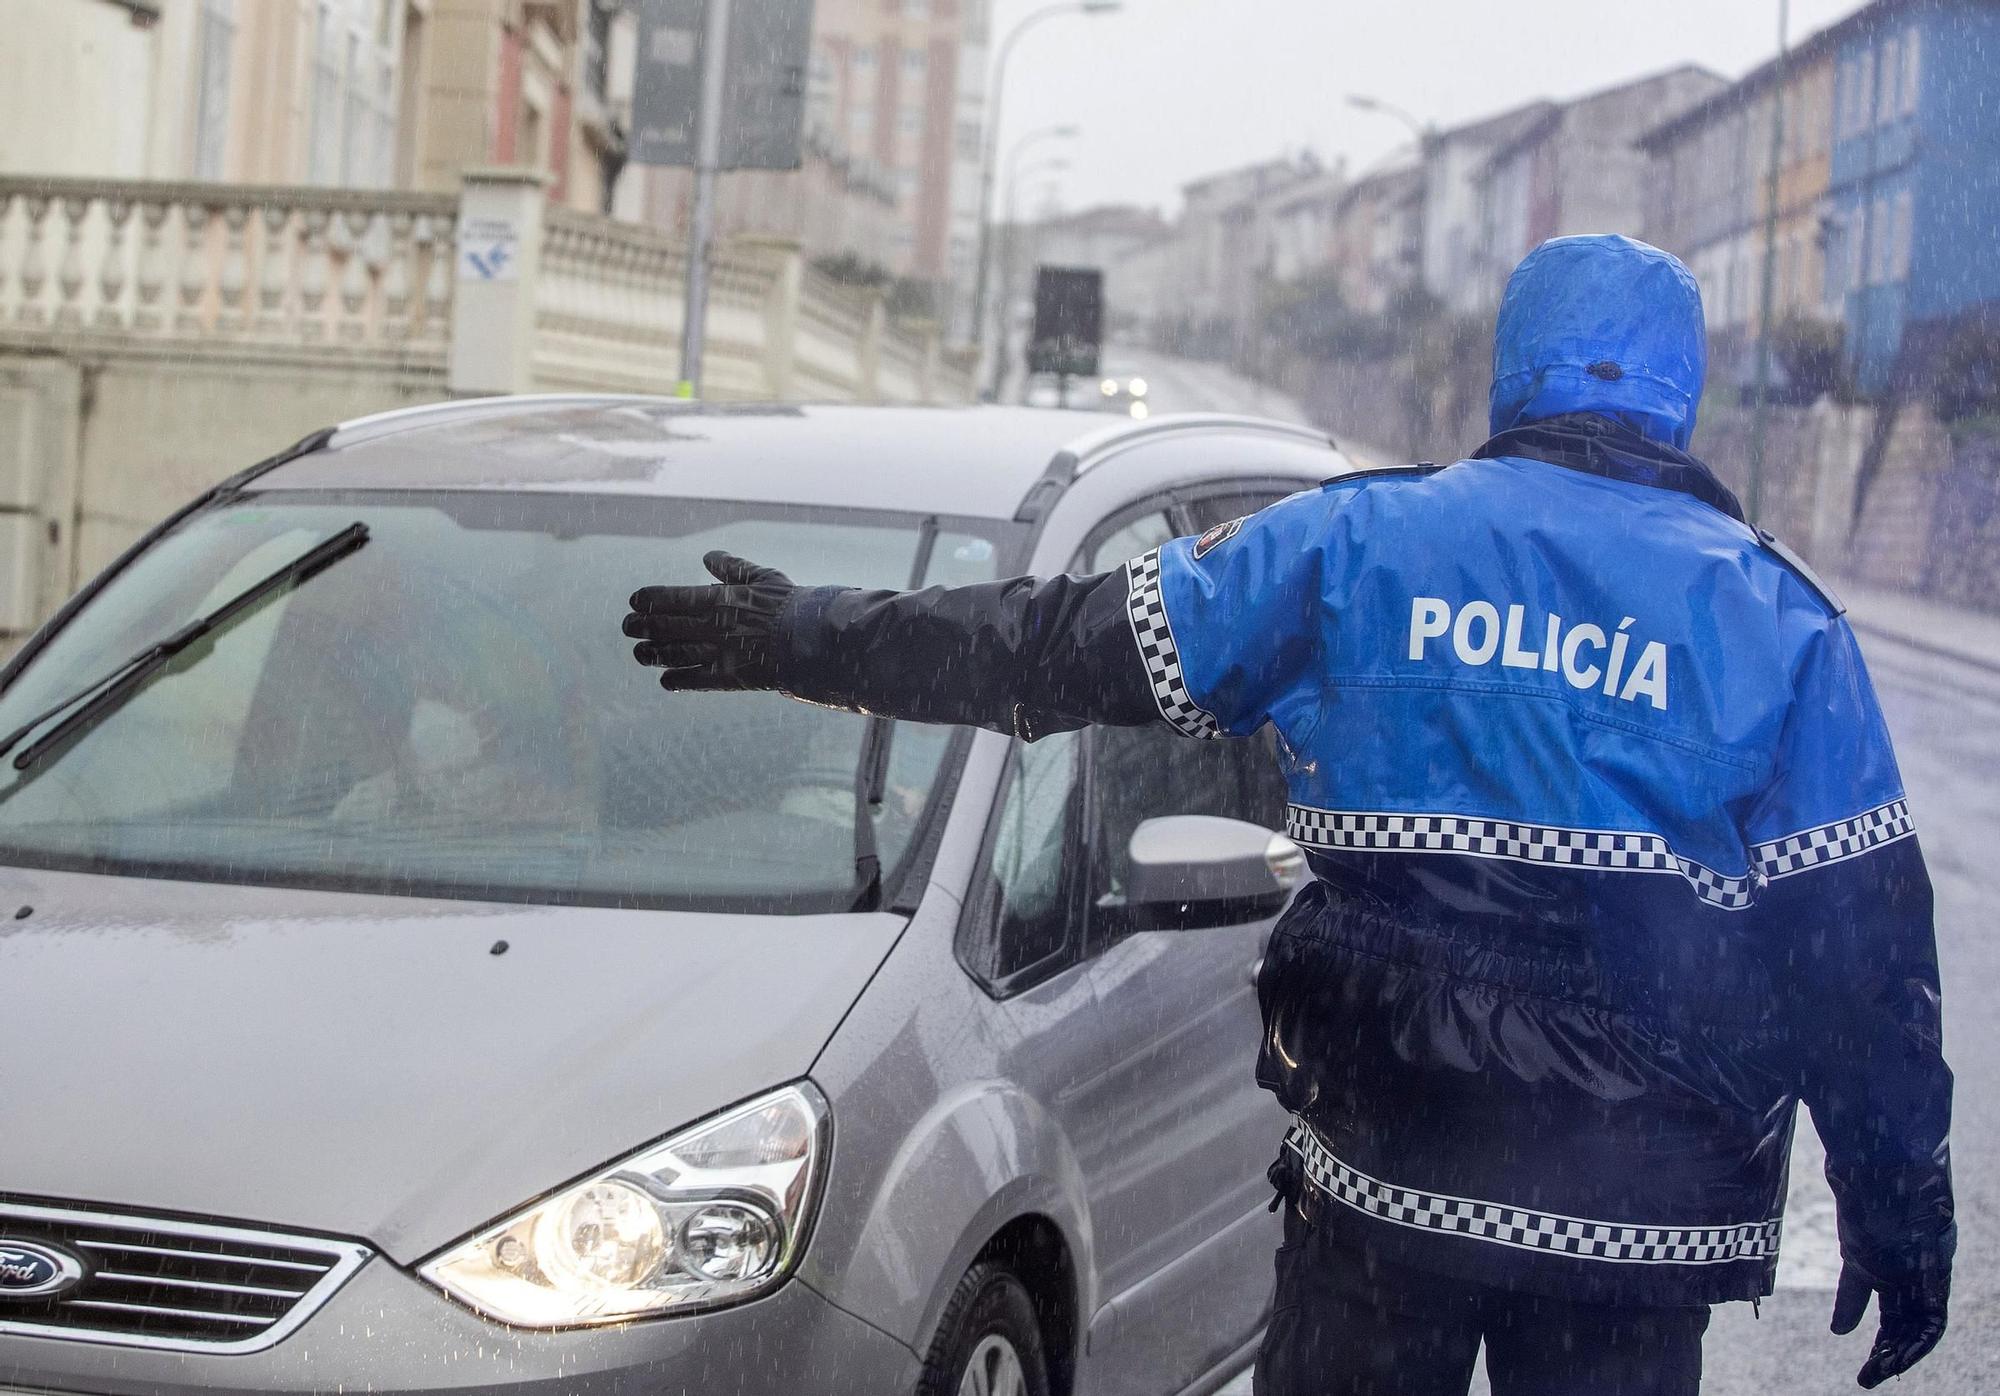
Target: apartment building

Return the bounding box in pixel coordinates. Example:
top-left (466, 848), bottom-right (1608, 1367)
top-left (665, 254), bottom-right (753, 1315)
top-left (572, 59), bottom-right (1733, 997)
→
top-left (1165, 155), bottom-right (1318, 349)
top-left (1327, 161), bottom-right (1425, 315)
top-left (404, 0), bottom-right (631, 212)
top-left (1639, 43), bottom-right (1837, 343)
top-left (633, 0), bottom-right (989, 298)
top-left (1420, 101), bottom-right (1555, 315)
top-left (1263, 166), bottom-right (1349, 287)
top-left (2, 0), bottom-right (409, 187)
top-left (2, 0), bottom-right (628, 217)
top-left (1823, 0), bottom-right (2000, 386)
top-left (811, 0), bottom-right (986, 282)
top-left (1636, 0), bottom-right (2000, 390)
top-left (1472, 65), bottom-right (1728, 308)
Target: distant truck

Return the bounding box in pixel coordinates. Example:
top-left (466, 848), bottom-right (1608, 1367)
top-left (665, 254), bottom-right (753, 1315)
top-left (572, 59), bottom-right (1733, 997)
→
top-left (1026, 266), bottom-right (1103, 403)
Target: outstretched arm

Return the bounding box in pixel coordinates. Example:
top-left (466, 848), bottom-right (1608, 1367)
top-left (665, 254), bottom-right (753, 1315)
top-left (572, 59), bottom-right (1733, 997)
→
top-left (624, 489), bottom-right (1327, 741)
top-left (625, 552), bottom-right (1159, 740)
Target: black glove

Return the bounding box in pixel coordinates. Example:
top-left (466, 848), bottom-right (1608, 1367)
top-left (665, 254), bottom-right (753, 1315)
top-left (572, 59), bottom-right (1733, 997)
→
top-left (1831, 1259), bottom-right (1949, 1389)
top-left (625, 551), bottom-right (795, 691)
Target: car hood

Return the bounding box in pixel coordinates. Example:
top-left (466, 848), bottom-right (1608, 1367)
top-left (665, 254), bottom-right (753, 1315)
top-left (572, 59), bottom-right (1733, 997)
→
top-left (0, 865), bottom-right (904, 1265)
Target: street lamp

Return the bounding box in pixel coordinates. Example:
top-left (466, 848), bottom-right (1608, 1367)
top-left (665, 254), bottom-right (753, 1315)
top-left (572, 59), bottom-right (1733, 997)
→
top-left (1008, 157), bottom-right (1072, 222)
top-left (1002, 124), bottom-right (1079, 225)
top-left (1345, 93), bottom-right (1431, 145)
top-left (1347, 93), bottom-right (1437, 314)
top-left (969, 2), bottom-right (1122, 369)
top-left (991, 156), bottom-right (1073, 400)
top-left (1746, 0), bottom-right (1793, 526)
top-left (1005, 123), bottom-right (1080, 188)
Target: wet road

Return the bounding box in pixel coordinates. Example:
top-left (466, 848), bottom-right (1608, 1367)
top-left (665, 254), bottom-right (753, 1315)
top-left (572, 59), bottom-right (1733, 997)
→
top-left (1097, 346), bottom-right (2000, 1394)
top-left (1084, 346), bottom-right (1314, 431)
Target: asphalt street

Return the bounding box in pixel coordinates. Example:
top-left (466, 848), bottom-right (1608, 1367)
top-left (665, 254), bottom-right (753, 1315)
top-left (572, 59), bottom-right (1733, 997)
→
top-left (1085, 347), bottom-right (1316, 431)
top-left (1092, 348), bottom-right (1997, 1395)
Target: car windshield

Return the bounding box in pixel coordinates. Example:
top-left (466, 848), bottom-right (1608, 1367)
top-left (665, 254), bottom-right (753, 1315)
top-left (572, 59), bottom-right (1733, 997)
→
top-left (0, 490), bottom-right (1016, 913)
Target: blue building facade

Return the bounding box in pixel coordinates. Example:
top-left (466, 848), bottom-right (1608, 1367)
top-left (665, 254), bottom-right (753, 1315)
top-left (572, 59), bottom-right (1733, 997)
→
top-left (1825, 0), bottom-right (2000, 389)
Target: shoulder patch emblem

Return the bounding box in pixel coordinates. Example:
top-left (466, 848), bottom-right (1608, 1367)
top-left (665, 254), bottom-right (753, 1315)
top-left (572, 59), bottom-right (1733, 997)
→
top-left (1192, 515), bottom-right (1245, 560)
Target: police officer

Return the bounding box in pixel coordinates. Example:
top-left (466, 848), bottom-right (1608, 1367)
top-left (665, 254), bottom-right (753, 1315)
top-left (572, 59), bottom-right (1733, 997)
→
top-left (624, 235), bottom-right (1953, 1394)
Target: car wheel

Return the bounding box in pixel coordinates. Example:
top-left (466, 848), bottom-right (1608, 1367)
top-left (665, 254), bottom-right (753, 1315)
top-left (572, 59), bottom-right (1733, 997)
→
top-left (919, 1261), bottom-right (1053, 1396)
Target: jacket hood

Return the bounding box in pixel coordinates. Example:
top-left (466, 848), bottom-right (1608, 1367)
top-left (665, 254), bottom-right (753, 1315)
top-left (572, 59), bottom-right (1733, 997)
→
top-left (1489, 234), bottom-right (1708, 450)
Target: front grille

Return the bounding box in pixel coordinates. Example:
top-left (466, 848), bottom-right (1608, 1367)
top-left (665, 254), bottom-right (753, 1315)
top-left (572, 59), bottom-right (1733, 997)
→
top-left (0, 1198), bottom-right (369, 1353)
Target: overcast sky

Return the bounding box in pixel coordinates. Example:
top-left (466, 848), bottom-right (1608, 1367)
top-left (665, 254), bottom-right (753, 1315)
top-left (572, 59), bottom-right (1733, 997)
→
top-left (992, 0), bottom-right (1870, 219)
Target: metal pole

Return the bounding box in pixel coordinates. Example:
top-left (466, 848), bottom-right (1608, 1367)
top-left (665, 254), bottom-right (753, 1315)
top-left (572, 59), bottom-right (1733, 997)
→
top-left (992, 213), bottom-right (1019, 402)
top-left (1746, 0), bottom-right (1790, 525)
top-left (969, 23), bottom-right (1023, 394)
top-left (991, 159), bottom-right (1068, 401)
top-left (970, 4), bottom-right (1095, 389)
top-left (678, 0), bottom-right (733, 398)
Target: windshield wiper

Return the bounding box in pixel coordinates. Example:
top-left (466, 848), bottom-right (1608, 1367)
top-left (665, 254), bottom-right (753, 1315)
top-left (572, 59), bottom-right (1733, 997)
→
top-left (850, 515), bottom-right (939, 912)
top-left (0, 522), bottom-right (370, 779)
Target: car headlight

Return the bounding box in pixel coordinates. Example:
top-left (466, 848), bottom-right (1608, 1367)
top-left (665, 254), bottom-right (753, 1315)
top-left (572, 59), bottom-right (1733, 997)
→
top-left (419, 1083), bottom-right (829, 1328)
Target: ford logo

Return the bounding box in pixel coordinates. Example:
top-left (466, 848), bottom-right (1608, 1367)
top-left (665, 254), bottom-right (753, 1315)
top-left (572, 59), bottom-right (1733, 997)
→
top-left (0, 1240), bottom-right (84, 1300)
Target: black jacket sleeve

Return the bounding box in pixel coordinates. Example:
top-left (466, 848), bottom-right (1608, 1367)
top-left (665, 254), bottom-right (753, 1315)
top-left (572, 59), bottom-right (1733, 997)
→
top-left (1743, 610), bottom-right (1954, 1290)
top-left (773, 568), bottom-right (1162, 740)
top-left (1766, 838), bottom-right (1956, 1287)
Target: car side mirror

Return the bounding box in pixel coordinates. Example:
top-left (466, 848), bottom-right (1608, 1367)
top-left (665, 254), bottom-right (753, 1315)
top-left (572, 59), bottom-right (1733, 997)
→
top-left (1119, 815), bottom-right (1306, 931)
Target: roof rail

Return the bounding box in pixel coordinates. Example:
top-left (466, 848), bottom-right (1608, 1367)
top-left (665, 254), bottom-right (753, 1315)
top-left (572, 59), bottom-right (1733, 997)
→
top-left (1015, 412), bottom-right (1337, 522)
top-left (327, 392), bottom-right (681, 448)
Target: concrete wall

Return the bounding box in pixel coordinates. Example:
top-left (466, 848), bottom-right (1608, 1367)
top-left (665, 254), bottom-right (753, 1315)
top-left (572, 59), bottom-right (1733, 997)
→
top-left (70, 348), bottom-right (446, 579)
top-left (0, 343), bottom-right (444, 652)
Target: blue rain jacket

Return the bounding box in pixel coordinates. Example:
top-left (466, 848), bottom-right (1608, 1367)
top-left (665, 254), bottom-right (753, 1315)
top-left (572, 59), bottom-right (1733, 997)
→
top-left (778, 236), bottom-right (1953, 1306)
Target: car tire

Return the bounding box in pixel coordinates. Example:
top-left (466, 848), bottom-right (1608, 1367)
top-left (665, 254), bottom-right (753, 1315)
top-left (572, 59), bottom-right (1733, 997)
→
top-left (919, 1261), bottom-right (1053, 1396)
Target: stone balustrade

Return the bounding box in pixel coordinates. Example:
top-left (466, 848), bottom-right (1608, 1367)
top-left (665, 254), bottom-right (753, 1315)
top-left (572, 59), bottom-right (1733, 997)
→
top-left (0, 178), bottom-right (457, 353)
top-left (530, 205), bottom-right (696, 395)
top-left (0, 172), bottom-right (973, 405)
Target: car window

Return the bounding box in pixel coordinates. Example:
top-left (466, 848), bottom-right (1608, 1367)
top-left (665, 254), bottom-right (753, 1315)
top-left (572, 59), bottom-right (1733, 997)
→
top-left (1087, 725), bottom-right (1289, 930)
top-left (0, 491), bottom-right (1016, 913)
top-left (1086, 511), bottom-right (1176, 572)
top-left (1181, 488), bottom-right (1291, 532)
top-left (961, 729), bottom-right (1084, 989)
top-left (1070, 497), bottom-right (1290, 929)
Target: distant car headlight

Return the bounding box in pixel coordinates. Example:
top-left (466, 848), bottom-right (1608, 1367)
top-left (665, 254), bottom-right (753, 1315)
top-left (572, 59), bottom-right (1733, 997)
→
top-left (420, 1083), bottom-right (829, 1327)
top-left (1100, 378), bottom-right (1118, 396)
top-left (1128, 376), bottom-right (1148, 398)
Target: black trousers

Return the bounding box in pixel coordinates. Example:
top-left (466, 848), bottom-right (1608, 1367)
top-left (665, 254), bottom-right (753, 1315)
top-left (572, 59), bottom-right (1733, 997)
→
top-left (1255, 1209), bottom-right (1712, 1396)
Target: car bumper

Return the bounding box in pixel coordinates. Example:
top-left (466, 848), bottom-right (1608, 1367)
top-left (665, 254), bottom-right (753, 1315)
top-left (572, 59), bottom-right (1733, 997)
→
top-left (0, 1261), bottom-right (918, 1395)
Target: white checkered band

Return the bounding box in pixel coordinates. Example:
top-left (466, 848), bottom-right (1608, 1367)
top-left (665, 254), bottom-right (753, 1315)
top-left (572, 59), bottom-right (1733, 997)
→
top-left (1753, 799), bottom-right (1914, 881)
top-left (1288, 800), bottom-right (1760, 908)
top-left (1285, 1121), bottom-right (1782, 1266)
top-left (1284, 806), bottom-right (1758, 910)
top-left (1124, 549), bottom-right (1222, 739)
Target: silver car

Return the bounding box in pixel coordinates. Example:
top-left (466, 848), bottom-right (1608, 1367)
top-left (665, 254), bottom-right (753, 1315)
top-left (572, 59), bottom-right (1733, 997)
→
top-left (0, 399), bottom-right (1346, 1396)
